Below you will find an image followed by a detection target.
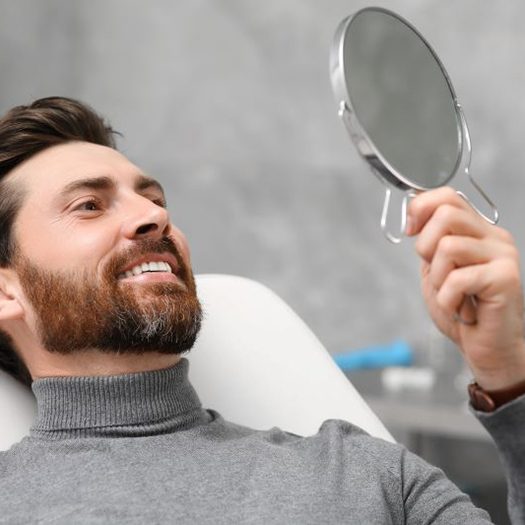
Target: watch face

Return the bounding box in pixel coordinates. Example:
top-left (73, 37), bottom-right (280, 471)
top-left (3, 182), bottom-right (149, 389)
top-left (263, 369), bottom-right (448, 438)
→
top-left (468, 383), bottom-right (496, 412)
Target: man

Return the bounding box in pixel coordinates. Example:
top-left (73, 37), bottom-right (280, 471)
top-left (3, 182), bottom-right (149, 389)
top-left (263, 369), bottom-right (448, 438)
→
top-left (0, 97), bottom-right (523, 524)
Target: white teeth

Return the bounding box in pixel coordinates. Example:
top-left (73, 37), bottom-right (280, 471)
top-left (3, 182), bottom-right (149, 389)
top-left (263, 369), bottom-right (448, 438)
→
top-left (120, 260), bottom-right (173, 279)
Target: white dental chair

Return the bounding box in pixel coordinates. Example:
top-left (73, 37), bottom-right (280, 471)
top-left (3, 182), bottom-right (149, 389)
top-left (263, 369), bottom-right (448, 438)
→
top-left (0, 274), bottom-right (393, 451)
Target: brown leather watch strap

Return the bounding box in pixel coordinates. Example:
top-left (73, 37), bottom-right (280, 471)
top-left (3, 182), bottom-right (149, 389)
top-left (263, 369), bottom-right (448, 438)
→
top-left (468, 379), bottom-right (525, 412)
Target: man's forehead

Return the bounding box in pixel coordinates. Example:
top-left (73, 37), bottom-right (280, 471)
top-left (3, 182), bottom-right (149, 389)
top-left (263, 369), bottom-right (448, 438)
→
top-left (8, 141), bottom-right (155, 194)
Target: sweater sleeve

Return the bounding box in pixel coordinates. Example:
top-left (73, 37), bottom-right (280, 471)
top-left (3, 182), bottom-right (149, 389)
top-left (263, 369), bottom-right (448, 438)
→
top-left (399, 446), bottom-right (494, 524)
top-left (472, 394), bottom-right (525, 525)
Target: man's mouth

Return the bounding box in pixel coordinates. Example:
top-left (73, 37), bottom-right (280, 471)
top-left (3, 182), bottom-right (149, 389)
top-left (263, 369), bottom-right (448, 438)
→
top-left (115, 251), bottom-right (183, 286)
top-left (118, 260), bottom-right (174, 280)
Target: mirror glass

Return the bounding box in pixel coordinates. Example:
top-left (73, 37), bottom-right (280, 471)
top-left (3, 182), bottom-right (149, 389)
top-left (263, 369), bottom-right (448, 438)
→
top-left (342, 9), bottom-right (460, 189)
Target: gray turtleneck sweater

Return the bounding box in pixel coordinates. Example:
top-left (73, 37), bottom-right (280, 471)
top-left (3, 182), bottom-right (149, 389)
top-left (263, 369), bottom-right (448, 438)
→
top-left (0, 359), bottom-right (523, 524)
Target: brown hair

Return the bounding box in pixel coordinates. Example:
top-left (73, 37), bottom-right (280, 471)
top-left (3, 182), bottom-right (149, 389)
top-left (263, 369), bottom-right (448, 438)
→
top-left (0, 97), bottom-right (119, 386)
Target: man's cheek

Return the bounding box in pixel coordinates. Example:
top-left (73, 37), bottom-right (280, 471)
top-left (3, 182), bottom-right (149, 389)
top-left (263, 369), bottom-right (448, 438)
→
top-left (171, 230), bottom-right (192, 268)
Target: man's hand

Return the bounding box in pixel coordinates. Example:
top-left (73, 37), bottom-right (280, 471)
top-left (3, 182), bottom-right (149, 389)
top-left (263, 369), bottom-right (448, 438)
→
top-left (407, 187), bottom-right (525, 391)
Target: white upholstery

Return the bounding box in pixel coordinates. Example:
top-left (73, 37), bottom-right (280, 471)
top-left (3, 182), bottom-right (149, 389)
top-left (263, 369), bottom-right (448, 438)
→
top-left (0, 274), bottom-right (393, 451)
top-left (190, 275), bottom-right (393, 441)
top-left (0, 372), bottom-right (36, 451)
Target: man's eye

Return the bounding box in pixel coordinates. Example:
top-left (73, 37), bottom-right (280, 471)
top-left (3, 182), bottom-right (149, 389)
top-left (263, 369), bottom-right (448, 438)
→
top-left (74, 200), bottom-right (102, 212)
top-left (152, 198), bottom-right (167, 208)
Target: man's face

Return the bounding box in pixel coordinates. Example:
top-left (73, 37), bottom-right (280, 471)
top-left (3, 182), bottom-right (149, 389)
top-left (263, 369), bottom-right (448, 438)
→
top-left (7, 141), bottom-right (201, 355)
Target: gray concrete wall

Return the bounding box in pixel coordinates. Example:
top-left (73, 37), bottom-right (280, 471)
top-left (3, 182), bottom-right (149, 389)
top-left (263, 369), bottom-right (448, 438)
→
top-left (1, 0), bottom-right (523, 357)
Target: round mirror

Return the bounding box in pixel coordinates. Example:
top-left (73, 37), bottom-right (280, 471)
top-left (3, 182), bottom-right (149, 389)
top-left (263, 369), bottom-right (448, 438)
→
top-left (343, 8), bottom-right (460, 189)
top-left (330, 7), bottom-right (498, 242)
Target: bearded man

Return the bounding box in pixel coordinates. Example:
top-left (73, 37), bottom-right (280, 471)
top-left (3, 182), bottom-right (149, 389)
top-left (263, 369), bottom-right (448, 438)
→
top-left (0, 97), bottom-right (524, 524)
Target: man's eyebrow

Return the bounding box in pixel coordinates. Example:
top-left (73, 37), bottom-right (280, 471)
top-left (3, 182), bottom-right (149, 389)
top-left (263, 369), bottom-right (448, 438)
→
top-left (59, 175), bottom-right (115, 199)
top-left (57, 174), bottom-right (166, 200)
top-left (135, 174), bottom-right (166, 197)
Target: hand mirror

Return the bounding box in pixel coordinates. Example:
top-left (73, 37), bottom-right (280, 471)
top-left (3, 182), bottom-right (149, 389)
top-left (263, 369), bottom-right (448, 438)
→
top-left (330, 7), bottom-right (498, 243)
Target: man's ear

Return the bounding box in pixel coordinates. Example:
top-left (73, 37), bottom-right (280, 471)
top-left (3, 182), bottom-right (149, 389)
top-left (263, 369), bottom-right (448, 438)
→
top-left (0, 268), bottom-right (24, 321)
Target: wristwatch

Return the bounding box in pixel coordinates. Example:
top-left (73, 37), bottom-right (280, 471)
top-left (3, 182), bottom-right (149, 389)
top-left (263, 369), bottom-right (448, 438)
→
top-left (468, 379), bottom-right (525, 412)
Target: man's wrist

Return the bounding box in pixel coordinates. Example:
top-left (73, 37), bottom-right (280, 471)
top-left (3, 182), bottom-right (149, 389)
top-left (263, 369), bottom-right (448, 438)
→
top-left (468, 342), bottom-right (525, 391)
top-left (468, 378), bottom-right (525, 412)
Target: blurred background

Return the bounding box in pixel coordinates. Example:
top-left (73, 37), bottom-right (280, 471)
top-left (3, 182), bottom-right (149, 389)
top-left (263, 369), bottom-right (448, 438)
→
top-left (1, 1), bottom-right (522, 522)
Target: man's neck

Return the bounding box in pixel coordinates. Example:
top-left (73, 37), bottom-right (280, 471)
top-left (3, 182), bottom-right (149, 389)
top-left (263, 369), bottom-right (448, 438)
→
top-left (28, 351), bottom-right (182, 380)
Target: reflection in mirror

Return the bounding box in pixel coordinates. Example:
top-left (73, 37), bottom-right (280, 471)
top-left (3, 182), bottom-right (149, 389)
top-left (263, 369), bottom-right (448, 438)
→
top-left (344, 9), bottom-right (460, 188)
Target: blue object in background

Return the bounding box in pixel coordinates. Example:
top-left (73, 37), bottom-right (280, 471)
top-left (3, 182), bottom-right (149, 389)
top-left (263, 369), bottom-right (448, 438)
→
top-left (333, 340), bottom-right (414, 371)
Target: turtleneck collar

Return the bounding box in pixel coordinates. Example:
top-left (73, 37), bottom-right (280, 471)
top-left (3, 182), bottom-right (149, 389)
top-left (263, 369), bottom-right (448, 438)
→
top-left (29, 358), bottom-right (211, 439)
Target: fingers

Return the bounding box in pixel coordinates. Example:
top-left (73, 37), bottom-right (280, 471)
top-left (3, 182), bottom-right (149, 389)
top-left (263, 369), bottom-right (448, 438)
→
top-left (428, 235), bottom-right (513, 291)
top-left (408, 187), bottom-right (511, 264)
top-left (435, 258), bottom-right (521, 320)
top-left (409, 187), bottom-right (521, 327)
top-left (407, 187), bottom-right (472, 235)
top-left (414, 206), bottom-right (487, 263)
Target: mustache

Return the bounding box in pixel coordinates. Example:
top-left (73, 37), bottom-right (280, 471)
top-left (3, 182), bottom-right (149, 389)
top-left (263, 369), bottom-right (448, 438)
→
top-left (106, 237), bottom-right (186, 280)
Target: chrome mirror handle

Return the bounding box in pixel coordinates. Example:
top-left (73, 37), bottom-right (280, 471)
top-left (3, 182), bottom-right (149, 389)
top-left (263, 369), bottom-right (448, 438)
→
top-left (379, 185), bottom-right (408, 244)
top-left (455, 103), bottom-right (499, 225)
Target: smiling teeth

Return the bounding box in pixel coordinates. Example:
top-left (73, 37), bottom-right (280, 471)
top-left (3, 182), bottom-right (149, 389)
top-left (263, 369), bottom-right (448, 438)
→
top-left (120, 261), bottom-right (172, 279)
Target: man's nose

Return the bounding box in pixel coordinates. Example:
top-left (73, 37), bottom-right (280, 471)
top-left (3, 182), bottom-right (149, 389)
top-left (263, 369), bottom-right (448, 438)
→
top-left (122, 196), bottom-right (170, 240)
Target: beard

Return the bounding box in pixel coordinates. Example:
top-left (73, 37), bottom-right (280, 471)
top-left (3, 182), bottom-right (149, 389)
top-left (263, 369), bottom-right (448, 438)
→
top-left (14, 237), bottom-right (202, 356)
